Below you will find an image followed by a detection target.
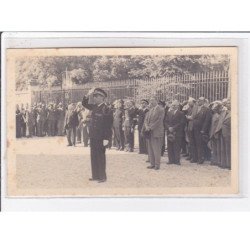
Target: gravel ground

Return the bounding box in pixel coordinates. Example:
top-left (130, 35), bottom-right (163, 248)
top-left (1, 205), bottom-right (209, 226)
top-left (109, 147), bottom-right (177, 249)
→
top-left (15, 135), bottom-right (231, 194)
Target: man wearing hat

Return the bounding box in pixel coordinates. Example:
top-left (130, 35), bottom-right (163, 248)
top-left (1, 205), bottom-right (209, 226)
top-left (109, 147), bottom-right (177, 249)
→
top-left (137, 99), bottom-right (149, 154)
top-left (82, 88), bottom-right (113, 182)
top-left (165, 100), bottom-right (186, 165)
top-left (192, 97), bottom-right (212, 164)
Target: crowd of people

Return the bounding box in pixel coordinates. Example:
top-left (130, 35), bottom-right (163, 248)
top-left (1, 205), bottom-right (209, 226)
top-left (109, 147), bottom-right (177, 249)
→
top-left (16, 95), bottom-right (231, 170)
top-left (15, 102), bottom-right (91, 146)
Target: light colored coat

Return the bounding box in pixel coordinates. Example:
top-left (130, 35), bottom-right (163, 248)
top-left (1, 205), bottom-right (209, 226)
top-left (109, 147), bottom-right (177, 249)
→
top-left (144, 105), bottom-right (165, 138)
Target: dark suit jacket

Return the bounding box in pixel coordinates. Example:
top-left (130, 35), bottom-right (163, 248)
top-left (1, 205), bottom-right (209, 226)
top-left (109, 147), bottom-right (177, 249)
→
top-left (165, 110), bottom-right (186, 137)
top-left (113, 108), bottom-right (124, 128)
top-left (123, 107), bottom-right (137, 128)
top-left (192, 105), bottom-right (212, 134)
top-left (222, 111), bottom-right (231, 138)
top-left (64, 110), bottom-right (79, 128)
top-left (137, 108), bottom-right (149, 131)
top-left (82, 96), bottom-right (113, 140)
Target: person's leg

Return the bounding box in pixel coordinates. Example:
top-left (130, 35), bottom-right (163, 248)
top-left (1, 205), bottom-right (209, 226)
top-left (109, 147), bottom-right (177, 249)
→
top-left (131, 129), bottom-right (134, 151)
top-left (225, 136), bottom-right (231, 169)
top-left (210, 138), bottom-right (217, 165)
top-left (190, 130), bottom-right (197, 162)
top-left (120, 126), bottom-right (125, 150)
top-left (90, 138), bottom-right (99, 180)
top-left (147, 137), bottom-right (155, 167)
top-left (138, 129), bottom-right (143, 153)
top-left (167, 139), bottom-right (175, 164)
top-left (72, 126), bottom-right (76, 146)
top-left (194, 129), bottom-right (204, 164)
top-left (76, 125), bottom-right (82, 143)
top-left (113, 126), bottom-right (119, 149)
top-left (152, 137), bottom-right (162, 169)
top-left (97, 140), bottom-right (107, 181)
top-left (124, 126), bottom-right (129, 151)
top-left (66, 128), bottom-right (72, 145)
top-left (82, 126), bottom-right (89, 146)
top-left (161, 133), bottom-right (165, 156)
top-left (173, 137), bottom-right (181, 164)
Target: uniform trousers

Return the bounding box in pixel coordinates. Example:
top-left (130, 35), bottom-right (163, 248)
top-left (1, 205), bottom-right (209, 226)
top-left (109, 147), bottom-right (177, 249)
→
top-left (148, 136), bottom-right (163, 168)
top-left (90, 138), bottom-right (106, 180)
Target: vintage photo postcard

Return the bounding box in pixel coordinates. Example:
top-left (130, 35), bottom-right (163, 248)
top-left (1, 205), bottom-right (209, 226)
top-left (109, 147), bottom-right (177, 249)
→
top-left (5, 47), bottom-right (238, 196)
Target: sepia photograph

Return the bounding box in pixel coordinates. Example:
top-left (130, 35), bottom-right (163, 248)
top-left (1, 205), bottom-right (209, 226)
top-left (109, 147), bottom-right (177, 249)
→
top-left (5, 47), bottom-right (238, 196)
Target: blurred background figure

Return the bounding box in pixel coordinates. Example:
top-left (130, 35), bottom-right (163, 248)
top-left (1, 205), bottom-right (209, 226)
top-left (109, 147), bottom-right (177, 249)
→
top-left (56, 102), bottom-right (65, 136)
top-left (64, 103), bottom-right (78, 146)
top-left (16, 104), bottom-right (22, 138)
top-left (113, 99), bottom-right (125, 151)
top-left (144, 97), bottom-right (165, 170)
top-left (137, 99), bottom-right (149, 154)
top-left (123, 100), bottom-right (137, 152)
top-left (165, 100), bottom-right (185, 166)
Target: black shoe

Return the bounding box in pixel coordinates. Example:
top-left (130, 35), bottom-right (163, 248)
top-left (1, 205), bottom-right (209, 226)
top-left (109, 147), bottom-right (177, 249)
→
top-left (89, 178), bottom-right (98, 181)
top-left (154, 167), bottom-right (160, 170)
top-left (190, 160), bottom-right (197, 163)
top-left (167, 162), bottom-right (174, 165)
top-left (67, 144), bottom-right (72, 146)
top-left (98, 179), bottom-right (107, 183)
top-left (186, 157), bottom-right (191, 160)
top-left (145, 160), bottom-right (150, 163)
top-left (175, 162), bottom-right (181, 166)
top-left (147, 166), bottom-right (155, 169)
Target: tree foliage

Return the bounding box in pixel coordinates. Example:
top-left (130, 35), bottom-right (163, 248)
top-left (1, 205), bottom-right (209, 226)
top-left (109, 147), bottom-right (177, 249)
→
top-left (15, 55), bottom-right (230, 90)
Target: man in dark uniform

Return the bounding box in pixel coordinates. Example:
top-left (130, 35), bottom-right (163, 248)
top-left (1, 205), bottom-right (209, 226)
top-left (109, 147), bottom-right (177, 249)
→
top-left (82, 88), bottom-right (113, 183)
top-left (137, 99), bottom-right (149, 154)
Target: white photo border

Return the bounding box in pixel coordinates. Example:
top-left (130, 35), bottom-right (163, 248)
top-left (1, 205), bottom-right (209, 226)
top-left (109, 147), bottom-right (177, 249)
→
top-left (1, 32), bottom-right (249, 211)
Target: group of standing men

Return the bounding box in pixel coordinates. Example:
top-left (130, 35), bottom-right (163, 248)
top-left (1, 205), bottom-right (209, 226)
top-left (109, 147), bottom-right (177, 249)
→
top-left (16, 102), bottom-right (65, 138)
top-left (111, 96), bottom-right (231, 171)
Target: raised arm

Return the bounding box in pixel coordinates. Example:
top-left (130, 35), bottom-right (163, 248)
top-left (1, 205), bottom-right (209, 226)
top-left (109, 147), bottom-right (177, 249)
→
top-left (82, 95), bottom-right (96, 111)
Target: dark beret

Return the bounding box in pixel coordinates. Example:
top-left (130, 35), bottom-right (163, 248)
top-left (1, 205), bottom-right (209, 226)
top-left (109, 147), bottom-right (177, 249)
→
top-left (141, 99), bottom-right (149, 104)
